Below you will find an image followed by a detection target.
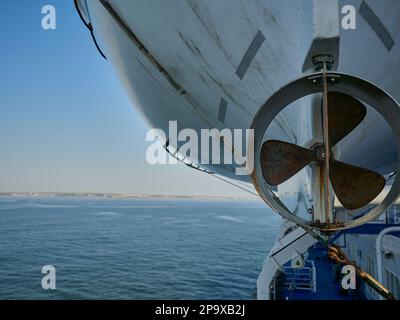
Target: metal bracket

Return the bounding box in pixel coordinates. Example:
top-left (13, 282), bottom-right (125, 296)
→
top-left (312, 54), bottom-right (334, 71)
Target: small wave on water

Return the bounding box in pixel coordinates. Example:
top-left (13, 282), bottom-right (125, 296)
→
top-left (92, 211), bottom-right (121, 216)
top-left (214, 215), bottom-right (245, 223)
top-left (32, 204), bottom-right (79, 208)
top-left (160, 217), bottom-right (184, 225)
top-left (133, 214), bottom-right (154, 219)
top-left (88, 205), bottom-right (167, 209)
top-left (0, 206), bottom-right (20, 211)
top-left (0, 203), bottom-right (79, 210)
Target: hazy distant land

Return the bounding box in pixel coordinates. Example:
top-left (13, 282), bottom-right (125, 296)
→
top-left (0, 192), bottom-right (259, 201)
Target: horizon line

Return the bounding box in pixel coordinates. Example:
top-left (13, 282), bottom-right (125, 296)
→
top-left (0, 191), bottom-right (259, 200)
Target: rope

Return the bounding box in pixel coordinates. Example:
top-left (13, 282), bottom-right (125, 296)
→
top-left (328, 245), bottom-right (395, 300)
top-left (74, 0), bottom-right (107, 60)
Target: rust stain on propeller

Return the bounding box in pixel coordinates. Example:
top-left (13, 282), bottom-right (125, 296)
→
top-left (261, 140), bottom-right (314, 186)
top-left (330, 160), bottom-right (386, 210)
top-left (328, 92), bottom-right (366, 147)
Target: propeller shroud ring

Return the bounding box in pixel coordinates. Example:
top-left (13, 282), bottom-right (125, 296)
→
top-left (250, 72), bottom-right (400, 231)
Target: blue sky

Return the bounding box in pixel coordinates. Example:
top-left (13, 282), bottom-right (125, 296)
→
top-left (0, 1), bottom-right (250, 197)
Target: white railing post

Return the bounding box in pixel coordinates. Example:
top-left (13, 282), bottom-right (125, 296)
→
top-left (310, 261), bottom-right (317, 293)
top-left (376, 226), bottom-right (400, 300)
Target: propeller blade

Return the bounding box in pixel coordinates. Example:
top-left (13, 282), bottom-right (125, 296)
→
top-left (328, 92), bottom-right (367, 146)
top-left (330, 160), bottom-right (385, 210)
top-left (261, 140), bottom-right (315, 186)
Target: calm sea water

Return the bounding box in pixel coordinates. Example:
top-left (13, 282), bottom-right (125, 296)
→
top-left (0, 196), bottom-right (281, 299)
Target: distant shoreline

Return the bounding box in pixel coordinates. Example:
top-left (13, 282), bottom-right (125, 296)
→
top-left (0, 192), bottom-right (259, 201)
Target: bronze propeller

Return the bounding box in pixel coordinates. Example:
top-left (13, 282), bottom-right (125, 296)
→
top-left (260, 92), bottom-right (386, 210)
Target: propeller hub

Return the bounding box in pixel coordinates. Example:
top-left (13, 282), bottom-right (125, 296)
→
top-left (313, 145), bottom-right (328, 162)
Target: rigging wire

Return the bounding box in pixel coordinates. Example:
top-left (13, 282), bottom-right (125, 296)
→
top-left (74, 0), bottom-right (107, 60)
top-left (162, 141), bottom-right (259, 197)
top-left (207, 173), bottom-right (259, 197)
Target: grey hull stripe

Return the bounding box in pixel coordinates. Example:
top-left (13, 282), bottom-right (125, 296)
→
top-left (235, 30), bottom-right (265, 80)
top-left (218, 98), bottom-right (228, 123)
top-left (359, 1), bottom-right (395, 51)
